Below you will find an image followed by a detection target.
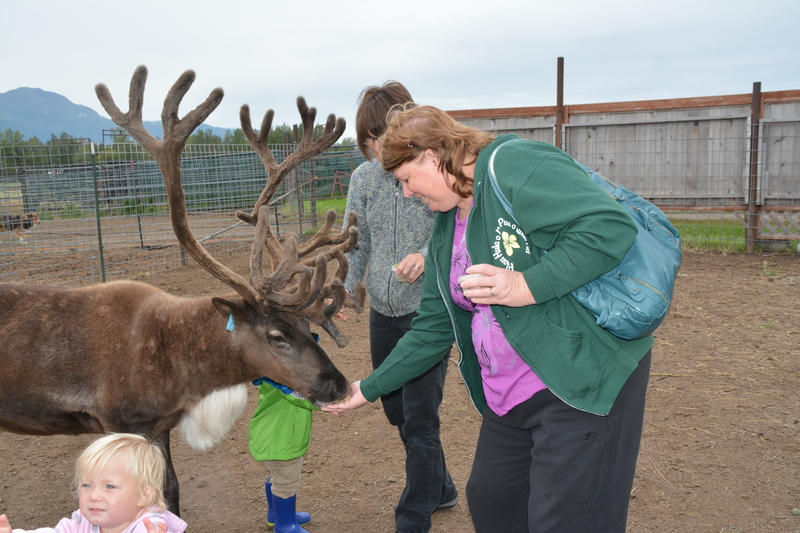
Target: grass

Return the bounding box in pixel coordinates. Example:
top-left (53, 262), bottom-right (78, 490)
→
top-left (0, 182), bottom-right (23, 199)
top-left (306, 197), bottom-right (347, 215)
top-left (672, 217), bottom-right (747, 252)
top-left (284, 202), bottom-right (792, 254)
top-left (275, 197), bottom-right (349, 236)
top-left (761, 260), bottom-right (779, 277)
top-left (671, 216), bottom-right (799, 254)
top-left (280, 197), bottom-right (347, 217)
top-left (5, 192), bottom-right (797, 255)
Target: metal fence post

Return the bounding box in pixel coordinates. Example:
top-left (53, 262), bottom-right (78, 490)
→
top-left (556, 56), bottom-right (564, 149)
top-left (746, 82), bottom-right (763, 252)
top-left (90, 142), bottom-right (107, 282)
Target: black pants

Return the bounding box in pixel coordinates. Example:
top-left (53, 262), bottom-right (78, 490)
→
top-left (466, 350), bottom-right (652, 533)
top-left (370, 308), bottom-right (457, 533)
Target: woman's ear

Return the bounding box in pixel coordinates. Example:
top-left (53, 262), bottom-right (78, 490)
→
top-left (424, 149), bottom-right (439, 165)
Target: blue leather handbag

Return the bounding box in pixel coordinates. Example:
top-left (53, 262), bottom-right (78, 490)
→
top-left (487, 140), bottom-right (682, 340)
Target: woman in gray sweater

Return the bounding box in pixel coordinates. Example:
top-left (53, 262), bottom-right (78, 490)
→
top-left (343, 82), bottom-right (457, 533)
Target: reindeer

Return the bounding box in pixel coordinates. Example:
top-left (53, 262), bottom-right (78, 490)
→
top-left (0, 66), bottom-right (366, 515)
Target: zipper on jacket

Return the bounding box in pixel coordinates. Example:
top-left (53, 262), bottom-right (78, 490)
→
top-left (468, 177), bottom-right (602, 416)
top-left (431, 251), bottom-right (481, 414)
top-left (386, 181), bottom-right (402, 316)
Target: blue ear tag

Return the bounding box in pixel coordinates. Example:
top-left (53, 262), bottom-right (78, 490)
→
top-left (226, 314), bottom-right (235, 331)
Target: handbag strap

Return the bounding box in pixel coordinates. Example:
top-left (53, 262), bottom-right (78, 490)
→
top-left (488, 139), bottom-right (621, 211)
top-left (487, 141), bottom-right (518, 218)
top-left (486, 139), bottom-right (600, 259)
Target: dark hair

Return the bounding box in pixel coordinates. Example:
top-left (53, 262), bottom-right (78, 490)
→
top-left (355, 81), bottom-right (413, 160)
top-left (380, 105), bottom-right (494, 198)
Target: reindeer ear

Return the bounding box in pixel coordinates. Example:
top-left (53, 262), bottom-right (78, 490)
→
top-left (211, 297), bottom-right (249, 320)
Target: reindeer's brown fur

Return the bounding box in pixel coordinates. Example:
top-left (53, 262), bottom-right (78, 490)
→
top-left (0, 281), bottom-right (349, 513)
top-left (0, 281), bottom-right (347, 434)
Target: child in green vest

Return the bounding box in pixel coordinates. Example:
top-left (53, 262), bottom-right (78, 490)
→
top-left (249, 334), bottom-right (321, 533)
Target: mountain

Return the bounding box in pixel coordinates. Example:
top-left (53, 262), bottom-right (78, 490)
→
top-left (0, 87), bottom-right (229, 143)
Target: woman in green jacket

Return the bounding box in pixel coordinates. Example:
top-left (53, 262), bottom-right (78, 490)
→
top-left (324, 105), bottom-right (653, 533)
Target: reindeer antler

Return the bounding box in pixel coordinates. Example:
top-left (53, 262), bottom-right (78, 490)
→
top-left (95, 66), bottom-right (365, 347)
top-left (238, 99), bottom-right (365, 345)
top-left (96, 66), bottom-right (264, 310)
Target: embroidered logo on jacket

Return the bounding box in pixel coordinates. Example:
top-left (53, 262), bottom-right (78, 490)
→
top-left (492, 217), bottom-right (531, 270)
top-left (501, 232), bottom-right (520, 255)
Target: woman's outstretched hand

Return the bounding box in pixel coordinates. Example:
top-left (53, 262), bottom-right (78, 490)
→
top-left (459, 263), bottom-right (536, 307)
top-left (322, 381), bottom-right (368, 414)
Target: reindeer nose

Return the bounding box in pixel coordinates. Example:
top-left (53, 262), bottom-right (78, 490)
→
top-left (311, 370), bottom-right (350, 403)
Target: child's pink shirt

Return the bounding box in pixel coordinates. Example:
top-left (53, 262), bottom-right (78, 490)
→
top-left (12, 508), bottom-right (187, 533)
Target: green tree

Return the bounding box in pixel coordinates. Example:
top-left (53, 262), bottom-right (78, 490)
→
top-left (0, 129), bottom-right (46, 177)
top-left (47, 132), bottom-right (75, 144)
top-left (269, 123), bottom-right (295, 144)
top-left (0, 129), bottom-right (43, 147)
top-left (223, 128), bottom-right (249, 145)
top-left (45, 133), bottom-right (89, 165)
top-left (217, 122), bottom-right (336, 148)
top-left (0, 129), bottom-right (26, 146)
top-left (187, 128), bottom-right (222, 145)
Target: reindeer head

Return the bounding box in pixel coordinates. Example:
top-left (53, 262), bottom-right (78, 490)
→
top-left (95, 66), bottom-right (365, 401)
top-left (211, 295), bottom-right (348, 404)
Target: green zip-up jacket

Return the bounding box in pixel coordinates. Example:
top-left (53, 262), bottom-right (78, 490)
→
top-left (360, 135), bottom-right (654, 416)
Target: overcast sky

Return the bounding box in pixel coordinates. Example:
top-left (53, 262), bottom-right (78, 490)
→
top-left (2, 0), bottom-right (798, 140)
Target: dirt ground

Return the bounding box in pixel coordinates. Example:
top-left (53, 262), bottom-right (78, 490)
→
top-left (1, 250), bottom-right (799, 533)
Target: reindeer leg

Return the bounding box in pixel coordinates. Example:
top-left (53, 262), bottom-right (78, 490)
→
top-left (155, 431), bottom-right (180, 516)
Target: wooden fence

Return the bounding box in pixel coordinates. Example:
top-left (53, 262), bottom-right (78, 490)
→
top-left (450, 86), bottom-right (800, 251)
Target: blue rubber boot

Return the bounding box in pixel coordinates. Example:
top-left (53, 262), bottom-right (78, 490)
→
top-left (265, 478), bottom-right (311, 528)
top-left (271, 493), bottom-right (311, 533)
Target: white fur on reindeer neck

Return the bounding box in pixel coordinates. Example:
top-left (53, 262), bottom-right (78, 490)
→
top-left (178, 384), bottom-right (248, 451)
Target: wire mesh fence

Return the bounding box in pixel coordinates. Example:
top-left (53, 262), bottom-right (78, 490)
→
top-left (1, 142), bottom-right (365, 285)
top-left (2, 116), bottom-right (799, 288)
top-left (564, 117), bottom-right (800, 252)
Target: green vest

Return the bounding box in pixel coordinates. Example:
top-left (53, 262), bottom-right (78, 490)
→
top-left (248, 383), bottom-right (317, 461)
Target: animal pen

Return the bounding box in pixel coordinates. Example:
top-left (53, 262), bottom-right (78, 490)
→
top-left (0, 142), bottom-right (365, 285)
top-left (2, 86), bottom-right (799, 287)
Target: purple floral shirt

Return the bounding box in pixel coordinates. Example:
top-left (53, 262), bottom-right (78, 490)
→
top-left (450, 206), bottom-right (547, 416)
